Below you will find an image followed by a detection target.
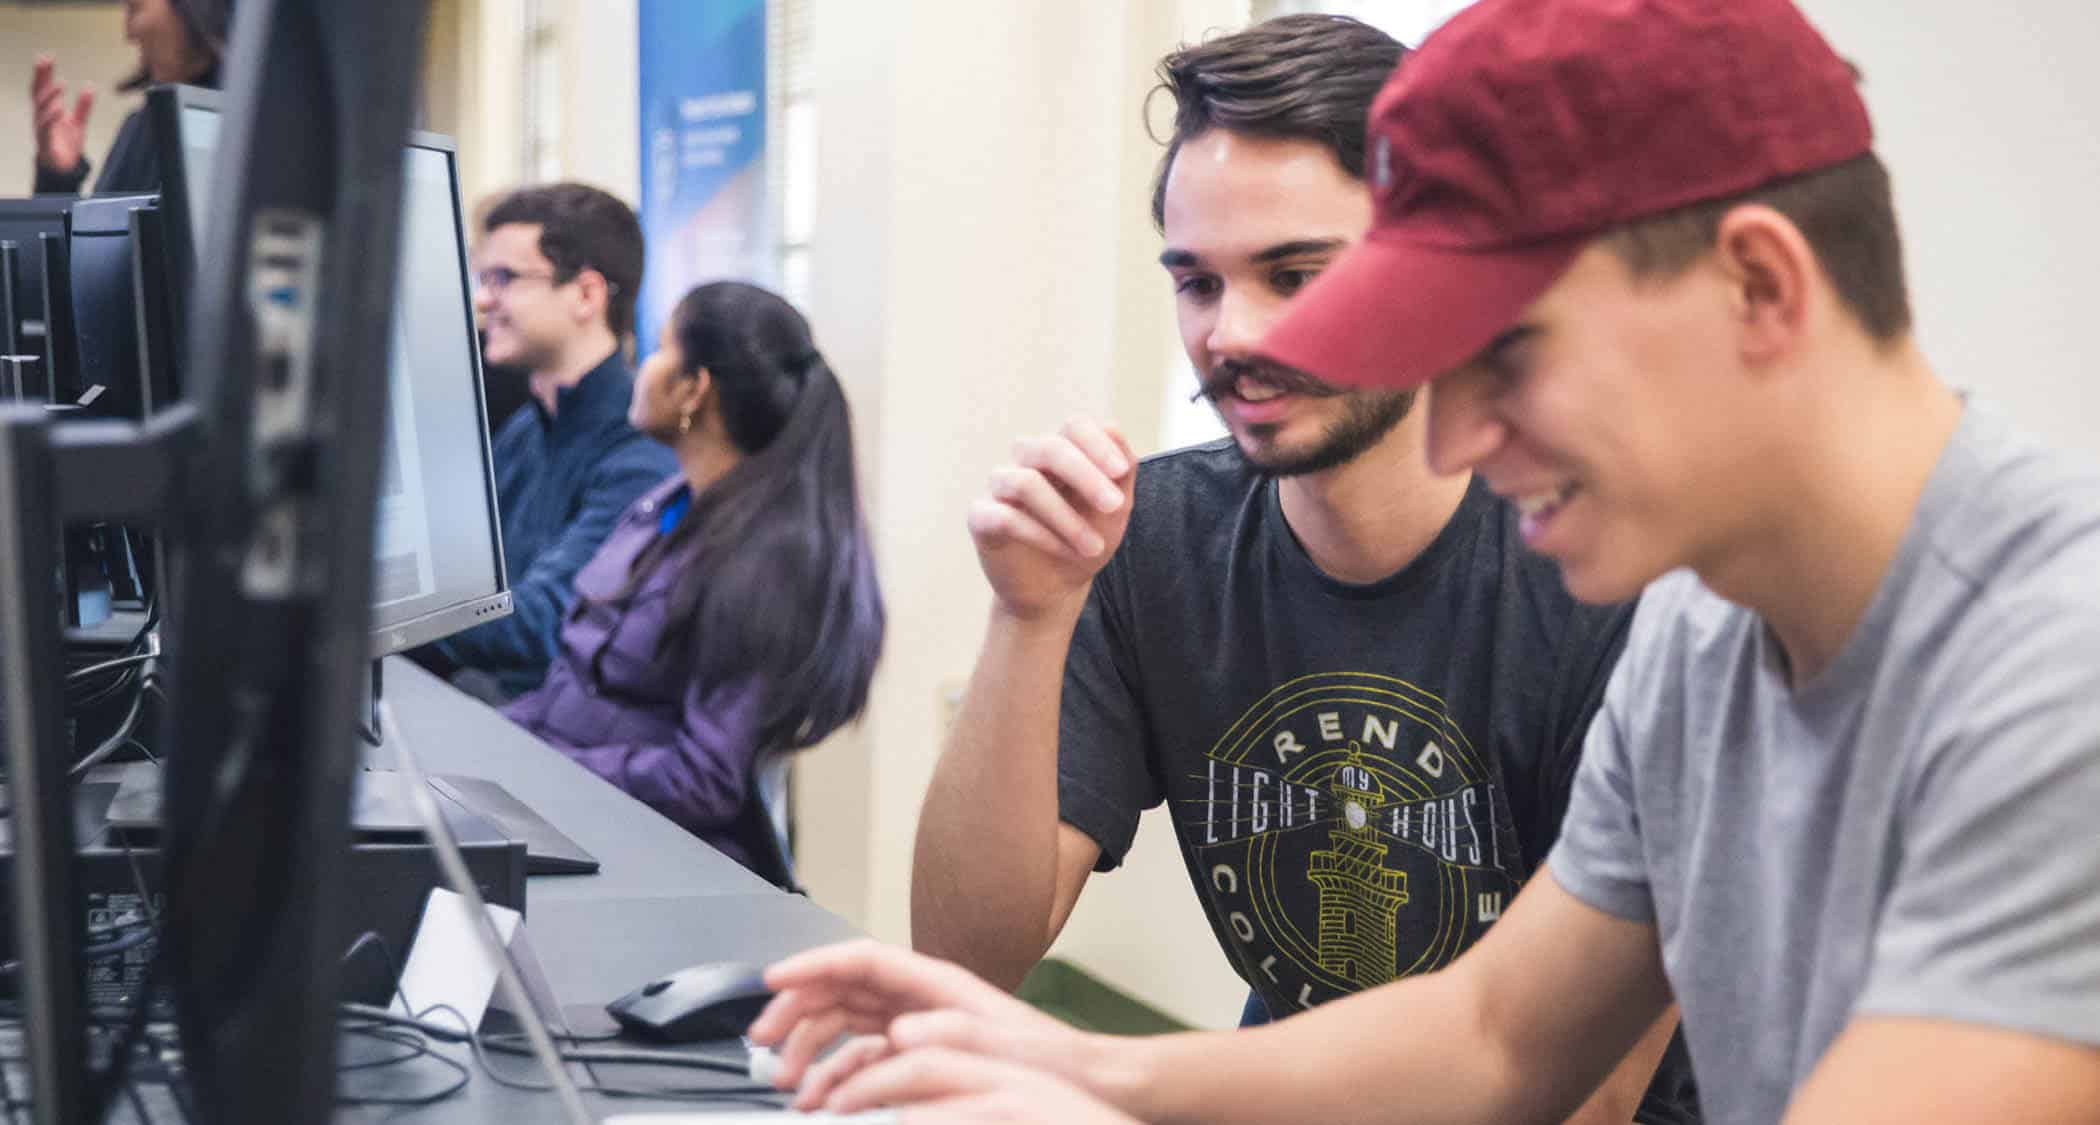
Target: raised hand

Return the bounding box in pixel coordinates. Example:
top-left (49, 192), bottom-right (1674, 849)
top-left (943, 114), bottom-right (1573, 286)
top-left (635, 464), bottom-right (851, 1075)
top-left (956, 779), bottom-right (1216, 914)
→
top-left (967, 419), bottom-right (1137, 622)
top-left (30, 56), bottom-right (95, 176)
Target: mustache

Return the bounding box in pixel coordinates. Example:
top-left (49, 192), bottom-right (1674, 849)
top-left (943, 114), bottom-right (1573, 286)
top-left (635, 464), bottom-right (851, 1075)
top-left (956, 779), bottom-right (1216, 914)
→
top-left (1189, 359), bottom-right (1348, 404)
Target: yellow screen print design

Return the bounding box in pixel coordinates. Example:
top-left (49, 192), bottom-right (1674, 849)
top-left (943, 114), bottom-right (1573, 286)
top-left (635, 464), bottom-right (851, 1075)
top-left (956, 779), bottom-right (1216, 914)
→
top-left (1178, 671), bottom-right (1518, 1012)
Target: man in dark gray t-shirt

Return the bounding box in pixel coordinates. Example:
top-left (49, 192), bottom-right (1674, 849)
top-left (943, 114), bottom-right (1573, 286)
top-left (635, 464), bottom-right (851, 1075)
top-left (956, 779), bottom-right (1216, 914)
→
top-left (743, 1), bottom-right (2100, 1123)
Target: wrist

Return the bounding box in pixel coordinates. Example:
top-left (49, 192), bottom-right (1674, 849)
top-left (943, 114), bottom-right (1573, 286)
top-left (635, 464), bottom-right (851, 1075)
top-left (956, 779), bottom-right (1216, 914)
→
top-left (988, 593), bottom-right (1087, 634)
top-left (1086, 1031), bottom-right (1182, 1123)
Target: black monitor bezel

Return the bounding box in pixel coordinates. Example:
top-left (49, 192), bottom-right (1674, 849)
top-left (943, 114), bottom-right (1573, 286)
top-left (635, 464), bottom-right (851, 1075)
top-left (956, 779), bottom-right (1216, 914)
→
top-left (152, 83), bottom-right (512, 657)
top-left (65, 193), bottom-right (160, 421)
top-left (0, 199), bottom-right (72, 395)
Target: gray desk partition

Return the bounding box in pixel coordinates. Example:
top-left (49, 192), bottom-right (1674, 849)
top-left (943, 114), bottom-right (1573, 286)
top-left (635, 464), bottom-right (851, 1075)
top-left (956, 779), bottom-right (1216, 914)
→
top-left (335, 657), bottom-right (860, 1120)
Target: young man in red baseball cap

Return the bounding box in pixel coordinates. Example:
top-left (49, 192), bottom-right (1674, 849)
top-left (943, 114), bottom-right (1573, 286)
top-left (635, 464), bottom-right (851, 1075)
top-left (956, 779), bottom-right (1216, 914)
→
top-left (742, 0), bottom-right (2100, 1122)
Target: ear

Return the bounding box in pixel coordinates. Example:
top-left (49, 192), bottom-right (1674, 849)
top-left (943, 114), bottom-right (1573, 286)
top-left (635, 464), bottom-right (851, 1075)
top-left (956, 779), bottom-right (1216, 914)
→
top-left (672, 365), bottom-right (714, 420)
top-left (570, 267), bottom-right (610, 327)
top-left (1712, 205), bottom-right (1816, 370)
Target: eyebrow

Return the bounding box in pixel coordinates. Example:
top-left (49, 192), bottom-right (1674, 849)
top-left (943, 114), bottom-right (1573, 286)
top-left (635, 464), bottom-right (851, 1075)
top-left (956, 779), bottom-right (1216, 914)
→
top-left (1251, 238), bottom-right (1348, 264)
top-left (1469, 323), bottom-right (1542, 367)
top-left (1157, 238), bottom-right (1351, 269)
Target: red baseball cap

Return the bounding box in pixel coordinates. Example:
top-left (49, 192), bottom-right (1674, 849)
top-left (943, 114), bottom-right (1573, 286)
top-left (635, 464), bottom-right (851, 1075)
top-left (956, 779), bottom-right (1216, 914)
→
top-left (1260, 0), bottom-right (1874, 391)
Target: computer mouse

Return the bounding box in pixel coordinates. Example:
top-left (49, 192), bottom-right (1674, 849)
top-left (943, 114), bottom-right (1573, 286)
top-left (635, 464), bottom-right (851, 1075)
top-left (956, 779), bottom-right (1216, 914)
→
top-left (605, 961), bottom-right (775, 1043)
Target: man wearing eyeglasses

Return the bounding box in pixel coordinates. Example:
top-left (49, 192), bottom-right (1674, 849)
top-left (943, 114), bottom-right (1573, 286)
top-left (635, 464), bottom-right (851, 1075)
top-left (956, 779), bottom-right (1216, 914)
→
top-left (415, 182), bottom-right (676, 701)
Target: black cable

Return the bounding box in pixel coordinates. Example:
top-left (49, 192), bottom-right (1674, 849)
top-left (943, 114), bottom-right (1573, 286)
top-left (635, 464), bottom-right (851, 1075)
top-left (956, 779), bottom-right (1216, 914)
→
top-left (0, 925), bottom-right (157, 979)
top-left (115, 680), bottom-right (276, 1122)
top-left (327, 931), bottom-right (479, 1107)
top-left (77, 768), bottom-right (184, 1123)
top-left (332, 1023), bottom-right (469, 1107)
top-left (65, 652), bottom-right (158, 685)
top-left (333, 1026), bottom-right (426, 1072)
top-left (339, 1003), bottom-right (783, 1102)
top-left (68, 676), bottom-right (155, 776)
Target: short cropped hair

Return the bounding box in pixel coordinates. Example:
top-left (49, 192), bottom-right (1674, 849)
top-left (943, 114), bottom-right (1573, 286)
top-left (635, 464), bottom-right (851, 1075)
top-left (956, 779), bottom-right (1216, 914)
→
top-left (1148, 14), bottom-right (1407, 228)
top-left (1603, 153), bottom-right (1912, 343)
top-left (483, 183), bottom-right (646, 338)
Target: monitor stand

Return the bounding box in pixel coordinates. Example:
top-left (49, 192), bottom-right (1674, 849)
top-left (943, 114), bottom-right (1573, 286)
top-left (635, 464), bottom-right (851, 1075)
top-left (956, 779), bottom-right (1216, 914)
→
top-left (358, 658), bottom-right (598, 874)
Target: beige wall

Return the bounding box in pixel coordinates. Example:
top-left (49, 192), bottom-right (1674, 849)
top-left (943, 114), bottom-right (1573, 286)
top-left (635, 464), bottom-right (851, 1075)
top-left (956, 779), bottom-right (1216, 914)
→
top-left (1797, 0), bottom-right (2100, 460)
top-left (794, 0), bottom-right (1255, 1030)
top-left (0, 6), bottom-right (140, 195)
top-left (420, 0), bottom-right (639, 233)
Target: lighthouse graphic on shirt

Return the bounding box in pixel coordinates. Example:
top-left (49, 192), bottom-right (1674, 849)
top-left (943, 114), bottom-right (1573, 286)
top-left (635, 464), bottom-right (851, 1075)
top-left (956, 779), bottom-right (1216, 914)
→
top-left (1174, 671), bottom-right (1521, 1014)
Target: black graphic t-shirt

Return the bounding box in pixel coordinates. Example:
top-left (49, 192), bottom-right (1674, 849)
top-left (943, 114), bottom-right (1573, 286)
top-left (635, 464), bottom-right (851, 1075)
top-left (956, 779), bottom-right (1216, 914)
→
top-left (1058, 441), bottom-right (1698, 1122)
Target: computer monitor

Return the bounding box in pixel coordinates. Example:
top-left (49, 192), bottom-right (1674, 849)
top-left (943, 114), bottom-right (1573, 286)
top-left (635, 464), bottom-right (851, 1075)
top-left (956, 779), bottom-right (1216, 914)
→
top-left (151, 85), bottom-right (512, 655)
top-left (0, 199), bottom-right (70, 375)
top-left (65, 194), bottom-right (161, 420)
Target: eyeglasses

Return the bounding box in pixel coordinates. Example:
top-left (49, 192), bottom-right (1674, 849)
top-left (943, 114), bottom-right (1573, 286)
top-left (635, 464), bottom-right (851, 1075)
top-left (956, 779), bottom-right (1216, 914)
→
top-left (472, 266), bottom-right (560, 294)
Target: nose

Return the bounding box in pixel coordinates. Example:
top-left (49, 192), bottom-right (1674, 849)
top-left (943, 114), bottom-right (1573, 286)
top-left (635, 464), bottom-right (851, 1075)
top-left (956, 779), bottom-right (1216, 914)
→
top-left (1424, 377), bottom-right (1509, 477)
top-left (472, 282), bottom-right (498, 315)
top-left (1205, 287), bottom-right (1274, 362)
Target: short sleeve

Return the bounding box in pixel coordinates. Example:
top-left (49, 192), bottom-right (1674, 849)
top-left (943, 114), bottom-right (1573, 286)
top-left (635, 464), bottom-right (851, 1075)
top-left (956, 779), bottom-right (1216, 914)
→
top-left (1538, 597), bottom-right (1636, 856)
top-left (1545, 596), bottom-right (1665, 925)
top-left (1056, 561), bottom-right (1160, 872)
top-left (1855, 608), bottom-right (2100, 1047)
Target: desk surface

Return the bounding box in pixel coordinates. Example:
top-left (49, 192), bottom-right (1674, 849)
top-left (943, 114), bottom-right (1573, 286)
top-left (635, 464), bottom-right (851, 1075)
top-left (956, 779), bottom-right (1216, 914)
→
top-left (337, 658), bottom-right (858, 1121)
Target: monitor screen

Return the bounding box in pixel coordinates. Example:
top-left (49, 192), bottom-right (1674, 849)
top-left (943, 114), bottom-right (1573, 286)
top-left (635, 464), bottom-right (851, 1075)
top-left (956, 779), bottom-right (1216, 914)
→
top-left (160, 89), bottom-right (510, 654)
top-left (66, 194), bottom-right (160, 419)
top-left (0, 199), bottom-right (69, 383)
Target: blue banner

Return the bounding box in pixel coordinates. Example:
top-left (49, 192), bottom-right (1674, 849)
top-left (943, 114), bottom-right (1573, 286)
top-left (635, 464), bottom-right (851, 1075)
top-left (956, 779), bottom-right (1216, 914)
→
top-left (636, 0), bottom-right (769, 357)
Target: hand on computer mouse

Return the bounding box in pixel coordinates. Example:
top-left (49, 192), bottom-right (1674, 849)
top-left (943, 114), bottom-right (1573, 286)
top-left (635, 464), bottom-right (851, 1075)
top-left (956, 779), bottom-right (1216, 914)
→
top-left (749, 940), bottom-right (1132, 1115)
top-left (819, 1046), bottom-right (1141, 1124)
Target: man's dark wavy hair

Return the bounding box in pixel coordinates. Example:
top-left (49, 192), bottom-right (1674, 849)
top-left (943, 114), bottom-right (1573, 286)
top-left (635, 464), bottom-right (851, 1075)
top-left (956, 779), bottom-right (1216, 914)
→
top-left (1148, 14), bottom-right (1408, 228)
top-left (483, 183), bottom-right (645, 339)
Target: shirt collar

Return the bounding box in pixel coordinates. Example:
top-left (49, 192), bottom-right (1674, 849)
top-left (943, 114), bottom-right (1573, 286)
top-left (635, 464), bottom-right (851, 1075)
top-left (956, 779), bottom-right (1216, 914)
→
top-left (534, 350), bottom-right (632, 431)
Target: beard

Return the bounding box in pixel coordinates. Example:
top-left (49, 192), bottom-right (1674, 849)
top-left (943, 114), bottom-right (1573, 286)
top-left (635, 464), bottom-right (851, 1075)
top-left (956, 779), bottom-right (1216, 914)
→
top-left (1194, 359), bottom-right (1416, 477)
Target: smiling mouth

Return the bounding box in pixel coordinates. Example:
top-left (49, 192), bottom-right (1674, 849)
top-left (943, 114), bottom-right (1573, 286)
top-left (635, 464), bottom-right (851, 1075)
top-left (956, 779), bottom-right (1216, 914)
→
top-left (1512, 481), bottom-right (1581, 541)
top-left (1233, 376), bottom-right (1288, 403)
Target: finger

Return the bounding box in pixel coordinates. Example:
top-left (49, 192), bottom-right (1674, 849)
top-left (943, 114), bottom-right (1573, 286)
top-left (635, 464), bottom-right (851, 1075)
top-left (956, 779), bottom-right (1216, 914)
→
top-left (35, 83), bottom-right (66, 122)
top-left (36, 102), bottom-right (69, 136)
top-left (747, 983), bottom-right (893, 1048)
top-left (888, 1009), bottom-right (1009, 1058)
top-left (1059, 419), bottom-right (1133, 483)
top-left (824, 1047), bottom-right (1019, 1113)
top-left (968, 498), bottom-right (1078, 561)
top-left (775, 1008), bottom-right (850, 1090)
top-left (73, 86), bottom-right (94, 126)
top-left (793, 1034), bottom-right (894, 1111)
top-left (1020, 434), bottom-right (1124, 514)
top-left (31, 57), bottom-right (53, 95)
top-left (1104, 424), bottom-right (1137, 483)
top-left (989, 467), bottom-right (1104, 558)
top-left (764, 937), bottom-right (899, 992)
top-left (766, 940), bottom-right (1003, 1020)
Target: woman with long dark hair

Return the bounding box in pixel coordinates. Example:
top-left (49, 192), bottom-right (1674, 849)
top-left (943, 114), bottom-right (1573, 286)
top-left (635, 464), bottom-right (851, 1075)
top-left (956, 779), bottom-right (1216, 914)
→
top-left (29, 0), bottom-right (234, 195)
top-left (502, 282), bottom-right (884, 879)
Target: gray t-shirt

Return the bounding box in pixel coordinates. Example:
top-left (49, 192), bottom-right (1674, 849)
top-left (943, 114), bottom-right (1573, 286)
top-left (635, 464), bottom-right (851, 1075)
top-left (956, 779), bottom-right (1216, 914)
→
top-left (1549, 402), bottom-right (2100, 1125)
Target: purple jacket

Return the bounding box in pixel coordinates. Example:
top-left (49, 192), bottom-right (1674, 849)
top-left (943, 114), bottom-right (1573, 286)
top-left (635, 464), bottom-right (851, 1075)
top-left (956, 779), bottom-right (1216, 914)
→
top-left (503, 475), bottom-right (765, 870)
